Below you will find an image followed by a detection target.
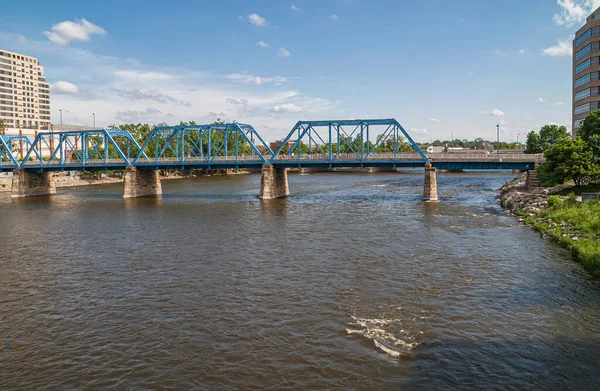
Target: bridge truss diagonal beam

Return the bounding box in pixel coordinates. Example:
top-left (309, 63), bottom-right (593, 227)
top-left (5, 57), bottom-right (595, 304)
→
top-left (268, 118), bottom-right (430, 165)
top-left (132, 123), bottom-right (274, 167)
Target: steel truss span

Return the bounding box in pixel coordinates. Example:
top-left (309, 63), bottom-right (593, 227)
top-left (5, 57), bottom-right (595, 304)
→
top-left (269, 118), bottom-right (430, 168)
top-left (0, 119), bottom-right (540, 172)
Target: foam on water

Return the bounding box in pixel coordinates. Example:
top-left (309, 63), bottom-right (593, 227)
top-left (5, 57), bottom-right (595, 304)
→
top-left (346, 316), bottom-right (419, 358)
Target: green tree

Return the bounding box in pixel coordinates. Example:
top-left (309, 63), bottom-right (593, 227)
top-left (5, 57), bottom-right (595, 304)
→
top-left (539, 124), bottom-right (569, 150)
top-left (0, 119), bottom-right (5, 135)
top-left (525, 130), bottom-right (543, 154)
top-left (579, 109), bottom-right (600, 143)
top-left (544, 137), bottom-right (600, 186)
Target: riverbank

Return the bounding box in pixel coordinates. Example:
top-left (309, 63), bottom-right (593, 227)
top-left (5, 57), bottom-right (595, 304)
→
top-left (0, 169), bottom-right (249, 192)
top-left (499, 173), bottom-right (600, 276)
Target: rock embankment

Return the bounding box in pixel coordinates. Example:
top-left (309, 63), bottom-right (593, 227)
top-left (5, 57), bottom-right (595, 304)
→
top-left (499, 173), bottom-right (549, 215)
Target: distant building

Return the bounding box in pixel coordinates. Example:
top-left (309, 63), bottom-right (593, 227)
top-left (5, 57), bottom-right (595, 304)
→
top-left (573, 6), bottom-right (600, 136)
top-left (269, 140), bottom-right (295, 153)
top-left (0, 49), bottom-right (51, 138)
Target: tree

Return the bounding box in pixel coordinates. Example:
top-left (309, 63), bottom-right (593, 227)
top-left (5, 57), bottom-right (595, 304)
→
top-left (525, 130), bottom-right (543, 154)
top-left (544, 137), bottom-right (600, 186)
top-left (539, 124), bottom-right (569, 150)
top-left (0, 119), bottom-right (5, 135)
top-left (579, 109), bottom-right (600, 143)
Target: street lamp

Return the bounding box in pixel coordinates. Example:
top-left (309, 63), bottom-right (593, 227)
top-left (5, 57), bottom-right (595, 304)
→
top-left (496, 124), bottom-right (500, 159)
top-left (93, 113), bottom-right (95, 128)
top-left (517, 133), bottom-right (521, 145)
top-left (59, 109), bottom-right (63, 126)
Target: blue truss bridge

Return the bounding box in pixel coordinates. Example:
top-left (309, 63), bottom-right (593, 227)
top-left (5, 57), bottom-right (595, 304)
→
top-left (0, 119), bottom-right (542, 200)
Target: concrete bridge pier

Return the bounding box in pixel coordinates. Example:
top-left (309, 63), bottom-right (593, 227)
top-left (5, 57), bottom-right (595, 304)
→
top-left (11, 169), bottom-right (56, 198)
top-left (260, 164), bottom-right (289, 199)
top-left (423, 164), bottom-right (438, 202)
top-left (123, 166), bottom-right (162, 198)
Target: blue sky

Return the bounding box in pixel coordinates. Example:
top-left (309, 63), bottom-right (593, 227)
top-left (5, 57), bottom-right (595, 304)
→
top-left (0, 0), bottom-right (593, 142)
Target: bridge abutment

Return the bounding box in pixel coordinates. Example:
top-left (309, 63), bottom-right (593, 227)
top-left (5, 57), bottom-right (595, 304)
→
top-left (260, 164), bottom-right (289, 199)
top-left (11, 169), bottom-right (56, 198)
top-left (423, 164), bottom-right (438, 202)
top-left (123, 166), bottom-right (162, 198)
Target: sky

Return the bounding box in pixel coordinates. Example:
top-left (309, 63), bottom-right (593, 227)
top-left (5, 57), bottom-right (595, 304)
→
top-left (0, 0), bottom-right (595, 143)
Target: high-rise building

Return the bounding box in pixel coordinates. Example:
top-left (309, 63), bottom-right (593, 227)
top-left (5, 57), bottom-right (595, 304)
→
top-left (0, 49), bottom-right (51, 137)
top-left (573, 7), bottom-right (600, 136)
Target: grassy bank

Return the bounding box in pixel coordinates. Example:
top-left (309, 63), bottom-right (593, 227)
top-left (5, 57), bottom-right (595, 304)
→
top-left (521, 195), bottom-right (600, 276)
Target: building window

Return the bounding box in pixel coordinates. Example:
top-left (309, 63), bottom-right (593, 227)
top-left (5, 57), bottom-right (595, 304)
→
top-left (575, 88), bottom-right (592, 101)
top-left (576, 58), bottom-right (592, 74)
top-left (575, 102), bottom-right (591, 114)
top-left (575, 73), bottom-right (592, 87)
top-left (576, 29), bottom-right (592, 47)
top-left (575, 119), bottom-right (585, 129)
top-left (576, 44), bottom-right (592, 60)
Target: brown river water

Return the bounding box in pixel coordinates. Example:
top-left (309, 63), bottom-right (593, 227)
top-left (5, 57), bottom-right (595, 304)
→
top-left (1, 171), bottom-right (599, 390)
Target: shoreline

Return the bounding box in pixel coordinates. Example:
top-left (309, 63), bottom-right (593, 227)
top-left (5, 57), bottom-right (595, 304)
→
top-left (499, 173), bottom-right (600, 276)
top-left (0, 169), bottom-right (250, 193)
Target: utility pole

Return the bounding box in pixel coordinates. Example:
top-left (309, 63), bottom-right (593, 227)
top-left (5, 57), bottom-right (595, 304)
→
top-left (59, 109), bottom-right (63, 126)
top-left (93, 113), bottom-right (95, 128)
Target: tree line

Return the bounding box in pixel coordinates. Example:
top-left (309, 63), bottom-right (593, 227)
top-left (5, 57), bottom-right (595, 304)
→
top-left (524, 118), bottom-right (600, 187)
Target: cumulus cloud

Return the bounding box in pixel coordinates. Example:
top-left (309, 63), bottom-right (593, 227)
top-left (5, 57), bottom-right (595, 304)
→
top-left (226, 98), bottom-right (254, 117)
top-left (480, 109), bottom-right (505, 117)
top-left (43, 18), bottom-right (106, 45)
top-left (51, 80), bottom-right (80, 94)
top-left (115, 108), bottom-right (164, 123)
top-left (278, 47), bottom-right (291, 57)
top-left (273, 103), bottom-right (304, 113)
top-left (542, 38), bottom-right (573, 56)
top-left (114, 70), bottom-right (174, 81)
top-left (247, 13), bottom-right (266, 26)
top-left (330, 14), bottom-right (339, 20)
top-left (257, 40), bottom-right (270, 48)
top-left (222, 73), bottom-right (291, 85)
top-left (553, 0), bottom-right (599, 26)
top-left (290, 4), bottom-right (304, 12)
top-left (538, 97), bottom-right (546, 103)
top-left (110, 88), bottom-right (191, 106)
top-left (429, 118), bottom-right (441, 123)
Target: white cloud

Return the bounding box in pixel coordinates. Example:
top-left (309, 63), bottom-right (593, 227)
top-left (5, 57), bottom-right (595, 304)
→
top-left (115, 108), bottom-right (165, 123)
top-left (114, 70), bottom-right (174, 81)
top-left (247, 13), bottom-right (266, 26)
top-left (43, 18), bottom-right (106, 46)
top-left (525, 116), bottom-right (533, 120)
top-left (480, 109), bottom-right (505, 117)
top-left (410, 128), bottom-right (428, 134)
top-left (257, 40), bottom-right (270, 48)
top-left (543, 38), bottom-right (573, 56)
top-left (538, 97), bottom-right (546, 103)
top-left (221, 73), bottom-right (291, 85)
top-left (110, 88), bottom-right (191, 106)
top-left (51, 80), bottom-right (80, 95)
top-left (273, 103), bottom-right (304, 113)
top-left (552, 0), bottom-right (600, 26)
top-left (429, 118), bottom-right (441, 123)
top-left (553, 101), bottom-right (565, 106)
top-left (290, 4), bottom-right (304, 12)
top-left (330, 14), bottom-right (339, 21)
top-left (278, 47), bottom-right (291, 57)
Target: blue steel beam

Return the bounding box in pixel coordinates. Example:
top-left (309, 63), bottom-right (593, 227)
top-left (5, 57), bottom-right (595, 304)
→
top-left (269, 118), bottom-right (430, 165)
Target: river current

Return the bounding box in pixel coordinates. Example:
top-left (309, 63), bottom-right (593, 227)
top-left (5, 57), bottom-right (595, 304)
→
top-left (1, 171), bottom-right (599, 390)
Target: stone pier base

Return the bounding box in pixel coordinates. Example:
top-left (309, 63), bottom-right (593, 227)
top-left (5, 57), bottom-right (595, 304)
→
top-left (423, 164), bottom-right (438, 202)
top-left (260, 164), bottom-right (289, 199)
top-left (123, 166), bottom-right (162, 198)
top-left (11, 169), bottom-right (56, 198)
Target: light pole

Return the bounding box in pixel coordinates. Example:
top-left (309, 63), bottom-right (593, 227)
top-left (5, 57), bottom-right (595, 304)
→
top-left (517, 133), bottom-right (521, 145)
top-left (451, 132), bottom-right (454, 151)
top-left (496, 124), bottom-right (500, 159)
top-left (59, 109), bottom-right (63, 126)
top-left (93, 113), bottom-right (95, 128)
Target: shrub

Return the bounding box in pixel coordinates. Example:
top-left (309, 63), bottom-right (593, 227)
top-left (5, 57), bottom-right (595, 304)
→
top-left (547, 195), bottom-right (564, 209)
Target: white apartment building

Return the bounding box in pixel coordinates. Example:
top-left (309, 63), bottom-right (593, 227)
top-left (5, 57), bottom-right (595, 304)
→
top-left (0, 49), bottom-right (51, 138)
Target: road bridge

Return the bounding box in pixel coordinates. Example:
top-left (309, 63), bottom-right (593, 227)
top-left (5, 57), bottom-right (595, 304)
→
top-left (0, 119), bottom-right (542, 200)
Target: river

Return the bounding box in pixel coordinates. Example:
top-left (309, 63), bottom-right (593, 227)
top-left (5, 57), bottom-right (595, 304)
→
top-left (1, 171), bottom-right (599, 390)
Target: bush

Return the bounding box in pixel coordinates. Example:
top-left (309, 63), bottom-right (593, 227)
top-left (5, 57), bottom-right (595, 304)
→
top-left (547, 195), bottom-right (564, 209)
top-left (537, 161), bottom-right (563, 187)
